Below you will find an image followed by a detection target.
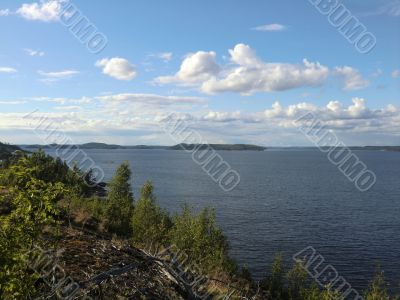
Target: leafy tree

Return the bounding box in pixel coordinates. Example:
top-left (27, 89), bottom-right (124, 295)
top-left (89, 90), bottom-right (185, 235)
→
top-left (0, 160), bottom-right (65, 298)
top-left (0, 150), bottom-right (93, 196)
top-left (105, 162), bottom-right (134, 236)
top-left (169, 205), bottom-right (234, 273)
top-left (131, 181), bottom-right (171, 246)
top-left (364, 269), bottom-right (390, 300)
top-left (262, 253), bottom-right (285, 299)
top-left (286, 262), bottom-right (307, 300)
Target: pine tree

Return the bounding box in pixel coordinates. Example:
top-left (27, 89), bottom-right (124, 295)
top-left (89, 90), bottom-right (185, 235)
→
top-left (131, 181), bottom-right (171, 246)
top-left (105, 162), bottom-right (134, 236)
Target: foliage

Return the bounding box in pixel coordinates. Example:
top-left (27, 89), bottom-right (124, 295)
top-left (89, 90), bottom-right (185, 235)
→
top-left (131, 181), bottom-right (171, 246)
top-left (0, 150), bottom-right (93, 196)
top-left (105, 162), bottom-right (134, 236)
top-left (1, 148), bottom-right (400, 299)
top-left (169, 204), bottom-right (235, 273)
top-left (0, 159), bottom-right (66, 298)
top-left (261, 253), bottom-right (285, 299)
top-left (364, 270), bottom-right (391, 300)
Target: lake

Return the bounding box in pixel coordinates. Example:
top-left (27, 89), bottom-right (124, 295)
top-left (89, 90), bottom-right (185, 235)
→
top-left (45, 148), bottom-right (400, 293)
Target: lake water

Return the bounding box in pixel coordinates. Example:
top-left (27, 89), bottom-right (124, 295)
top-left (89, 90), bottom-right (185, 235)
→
top-left (46, 148), bottom-right (400, 293)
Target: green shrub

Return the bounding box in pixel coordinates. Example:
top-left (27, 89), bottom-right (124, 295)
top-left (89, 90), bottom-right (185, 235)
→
top-left (105, 162), bottom-right (134, 236)
top-left (364, 270), bottom-right (391, 300)
top-left (0, 162), bottom-right (66, 298)
top-left (169, 204), bottom-right (234, 274)
top-left (131, 181), bottom-right (171, 246)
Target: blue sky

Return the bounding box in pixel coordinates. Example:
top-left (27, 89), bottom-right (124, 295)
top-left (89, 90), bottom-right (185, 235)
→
top-left (0, 0), bottom-right (399, 146)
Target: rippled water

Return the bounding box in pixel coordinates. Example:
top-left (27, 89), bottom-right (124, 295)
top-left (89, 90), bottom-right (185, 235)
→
top-left (46, 148), bottom-right (400, 292)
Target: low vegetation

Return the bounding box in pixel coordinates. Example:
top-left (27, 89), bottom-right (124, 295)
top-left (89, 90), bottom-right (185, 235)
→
top-left (0, 149), bottom-right (398, 299)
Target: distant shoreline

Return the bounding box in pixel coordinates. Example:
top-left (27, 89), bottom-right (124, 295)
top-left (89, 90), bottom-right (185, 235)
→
top-left (18, 143), bottom-right (400, 152)
top-left (19, 142), bottom-right (267, 151)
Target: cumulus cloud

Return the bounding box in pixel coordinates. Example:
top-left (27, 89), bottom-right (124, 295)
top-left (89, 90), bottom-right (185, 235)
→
top-left (155, 51), bottom-right (220, 85)
top-left (203, 45), bottom-right (330, 94)
top-left (199, 98), bottom-right (399, 139)
top-left (95, 57), bottom-right (137, 81)
top-left (0, 96), bottom-right (398, 146)
top-left (156, 44), bottom-right (332, 95)
top-left (252, 23), bottom-right (287, 31)
top-left (334, 66), bottom-right (369, 91)
top-left (0, 9), bottom-right (10, 16)
top-left (0, 67), bottom-right (17, 73)
top-left (38, 69), bottom-right (79, 82)
top-left (16, 0), bottom-right (65, 22)
top-left (24, 48), bottom-right (45, 56)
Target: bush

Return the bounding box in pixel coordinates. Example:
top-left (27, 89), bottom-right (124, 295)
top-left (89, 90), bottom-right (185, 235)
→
top-left (0, 162), bottom-right (66, 298)
top-left (131, 181), bottom-right (171, 246)
top-left (0, 150), bottom-right (93, 196)
top-left (169, 204), bottom-right (234, 274)
top-left (105, 162), bottom-right (134, 236)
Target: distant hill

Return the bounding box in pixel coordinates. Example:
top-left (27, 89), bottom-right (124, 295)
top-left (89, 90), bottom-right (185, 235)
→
top-left (169, 143), bottom-right (267, 151)
top-left (351, 146), bottom-right (400, 152)
top-left (21, 143), bottom-right (267, 151)
top-left (19, 143), bottom-right (400, 152)
top-left (21, 143), bottom-right (169, 150)
top-left (0, 142), bottom-right (24, 160)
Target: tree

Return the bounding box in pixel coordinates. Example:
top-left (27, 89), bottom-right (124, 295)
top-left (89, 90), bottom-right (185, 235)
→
top-left (169, 205), bottom-right (234, 273)
top-left (261, 253), bottom-right (285, 300)
top-left (0, 161), bottom-right (65, 298)
top-left (364, 269), bottom-right (390, 300)
top-left (131, 181), bottom-right (171, 246)
top-left (105, 162), bottom-right (134, 236)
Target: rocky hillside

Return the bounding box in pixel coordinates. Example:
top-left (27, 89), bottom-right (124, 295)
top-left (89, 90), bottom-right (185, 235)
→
top-left (35, 222), bottom-right (238, 300)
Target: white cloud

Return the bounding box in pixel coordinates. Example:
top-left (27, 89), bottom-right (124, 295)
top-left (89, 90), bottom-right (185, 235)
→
top-left (38, 69), bottom-right (79, 82)
top-left (156, 44), bottom-right (331, 95)
top-left (252, 23), bottom-right (287, 31)
top-left (54, 105), bottom-right (83, 111)
top-left (97, 93), bottom-right (205, 106)
top-left (158, 52), bottom-right (173, 62)
top-left (334, 66), bottom-right (369, 91)
top-left (16, 0), bottom-right (65, 22)
top-left (204, 44), bottom-right (329, 94)
top-left (156, 51), bottom-right (220, 85)
top-left (0, 100), bottom-right (27, 105)
top-left (24, 48), bottom-right (45, 57)
top-left (0, 9), bottom-right (10, 16)
top-left (156, 44), bottom-right (372, 95)
top-left (95, 57), bottom-right (137, 81)
top-left (0, 67), bottom-right (17, 73)
top-left (0, 96), bottom-right (399, 146)
top-left (31, 96), bottom-right (92, 104)
top-left (392, 69), bottom-right (400, 78)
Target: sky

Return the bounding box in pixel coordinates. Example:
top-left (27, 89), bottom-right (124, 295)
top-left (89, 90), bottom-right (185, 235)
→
top-left (0, 0), bottom-right (399, 146)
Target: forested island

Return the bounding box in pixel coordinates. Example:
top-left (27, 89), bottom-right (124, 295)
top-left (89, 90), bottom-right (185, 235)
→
top-left (20, 142), bottom-right (267, 151)
top-left (0, 142), bottom-right (397, 299)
